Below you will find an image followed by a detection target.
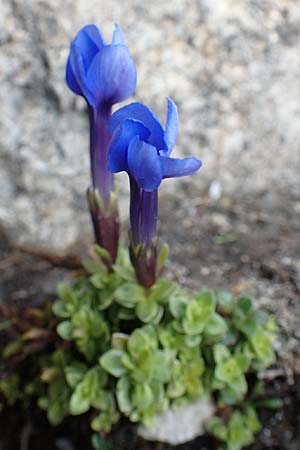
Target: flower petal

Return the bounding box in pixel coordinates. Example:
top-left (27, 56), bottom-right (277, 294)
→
top-left (86, 45), bottom-right (137, 105)
top-left (164, 98), bottom-right (179, 155)
top-left (112, 24), bottom-right (126, 45)
top-left (72, 25), bottom-right (105, 70)
top-left (128, 137), bottom-right (163, 191)
top-left (160, 155), bottom-right (202, 179)
top-left (66, 45), bottom-right (95, 106)
top-left (110, 103), bottom-right (166, 150)
top-left (109, 119), bottom-right (150, 173)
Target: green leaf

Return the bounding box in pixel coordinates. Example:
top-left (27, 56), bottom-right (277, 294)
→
top-left (149, 279), bottom-right (176, 302)
top-left (92, 389), bottom-right (113, 411)
top-left (2, 338), bottom-right (23, 358)
top-left (169, 293), bottom-right (188, 319)
top-left (236, 297), bottom-right (253, 317)
top-left (255, 397), bottom-right (283, 410)
top-left (228, 411), bottom-right (254, 448)
top-left (82, 259), bottom-right (107, 275)
top-left (215, 357), bottom-right (247, 395)
top-left (215, 289), bottom-right (234, 314)
top-left (98, 290), bottom-right (114, 310)
top-left (65, 362), bottom-right (87, 388)
top-left (206, 417), bottom-right (227, 441)
top-left (133, 383), bottom-right (153, 409)
top-left (57, 320), bottom-right (73, 341)
top-left (100, 350), bottom-right (128, 377)
top-left (128, 326), bottom-right (157, 359)
top-left (113, 264), bottom-right (136, 282)
top-left (156, 242), bottom-right (169, 273)
top-left (53, 285), bottom-right (80, 318)
top-left (69, 382), bottom-right (91, 415)
top-left (250, 329), bottom-right (275, 366)
top-left (115, 283), bottom-right (146, 308)
top-left (90, 273), bottom-right (105, 289)
top-left (94, 244), bottom-right (111, 263)
top-left (183, 289), bottom-right (215, 335)
top-left (204, 313), bottom-right (228, 343)
top-left (116, 376), bottom-right (132, 414)
top-left (69, 366), bottom-right (107, 415)
top-left (136, 300), bottom-right (159, 323)
top-left (244, 406), bottom-right (261, 433)
top-left (152, 349), bottom-right (175, 382)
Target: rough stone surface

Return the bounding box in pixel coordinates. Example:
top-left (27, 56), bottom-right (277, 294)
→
top-left (1, 0), bottom-right (300, 251)
top-left (137, 396), bottom-right (215, 445)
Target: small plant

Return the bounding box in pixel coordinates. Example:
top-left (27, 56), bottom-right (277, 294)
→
top-left (0, 24), bottom-right (280, 450)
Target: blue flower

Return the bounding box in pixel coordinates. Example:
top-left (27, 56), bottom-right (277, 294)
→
top-left (66, 24), bottom-right (137, 109)
top-left (108, 99), bottom-right (202, 191)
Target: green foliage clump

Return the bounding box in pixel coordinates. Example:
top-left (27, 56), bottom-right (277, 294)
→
top-left (0, 246), bottom-right (279, 450)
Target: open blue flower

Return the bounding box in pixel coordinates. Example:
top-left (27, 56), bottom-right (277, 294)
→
top-left (108, 99), bottom-right (202, 191)
top-left (66, 24), bottom-right (136, 109)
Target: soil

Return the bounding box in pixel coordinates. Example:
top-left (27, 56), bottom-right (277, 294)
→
top-left (0, 190), bottom-right (299, 450)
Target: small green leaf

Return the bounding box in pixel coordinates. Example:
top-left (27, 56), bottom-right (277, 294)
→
top-left (65, 362), bottom-right (87, 388)
top-left (255, 397), bottom-right (283, 410)
top-left (156, 242), bottom-right (169, 273)
top-left (215, 289), bottom-right (234, 314)
top-left (115, 283), bottom-right (146, 308)
top-left (204, 313), bottom-right (228, 343)
top-left (70, 382), bottom-right (91, 415)
top-left (82, 259), bottom-right (107, 275)
top-left (236, 297), bottom-right (253, 317)
top-left (152, 349), bottom-right (175, 382)
top-left (169, 293), bottom-right (188, 319)
top-left (206, 417), bottom-right (227, 441)
top-left (133, 383), bottom-right (153, 409)
top-left (113, 264), bottom-right (136, 282)
top-left (136, 300), bottom-right (159, 323)
top-left (57, 320), bottom-right (73, 341)
top-left (2, 338), bottom-right (23, 358)
top-left (100, 350), bottom-right (128, 377)
top-left (128, 326), bottom-right (157, 359)
top-left (149, 279), bottom-right (176, 302)
top-left (244, 406), bottom-right (261, 433)
top-left (90, 273), bottom-right (105, 289)
top-left (116, 376), bottom-right (132, 414)
top-left (94, 244), bottom-right (111, 262)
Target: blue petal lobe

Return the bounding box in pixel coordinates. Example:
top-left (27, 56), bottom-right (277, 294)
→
top-left (164, 98), bottom-right (179, 155)
top-left (66, 55), bottom-right (82, 95)
top-left (160, 156), bottom-right (202, 179)
top-left (110, 103), bottom-right (166, 150)
top-left (127, 137), bottom-right (163, 191)
top-left (66, 46), bottom-right (95, 106)
top-left (86, 45), bottom-right (137, 105)
top-left (72, 25), bottom-right (105, 70)
top-left (109, 119), bottom-right (150, 173)
top-left (112, 24), bottom-right (126, 45)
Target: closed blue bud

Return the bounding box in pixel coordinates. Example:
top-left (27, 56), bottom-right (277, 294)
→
top-left (108, 98), bottom-right (202, 191)
top-left (66, 24), bottom-right (137, 109)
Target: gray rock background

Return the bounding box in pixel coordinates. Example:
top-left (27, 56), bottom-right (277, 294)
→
top-left (1, 0), bottom-right (300, 252)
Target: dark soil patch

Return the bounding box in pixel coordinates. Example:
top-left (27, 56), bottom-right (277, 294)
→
top-left (0, 191), bottom-right (299, 450)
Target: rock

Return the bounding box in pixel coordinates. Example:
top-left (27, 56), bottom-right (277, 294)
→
top-left (137, 395), bottom-right (215, 445)
top-left (1, 0), bottom-right (299, 251)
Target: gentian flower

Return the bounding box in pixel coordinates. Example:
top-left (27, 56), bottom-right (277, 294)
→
top-left (108, 99), bottom-right (202, 286)
top-left (66, 24), bottom-right (136, 265)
